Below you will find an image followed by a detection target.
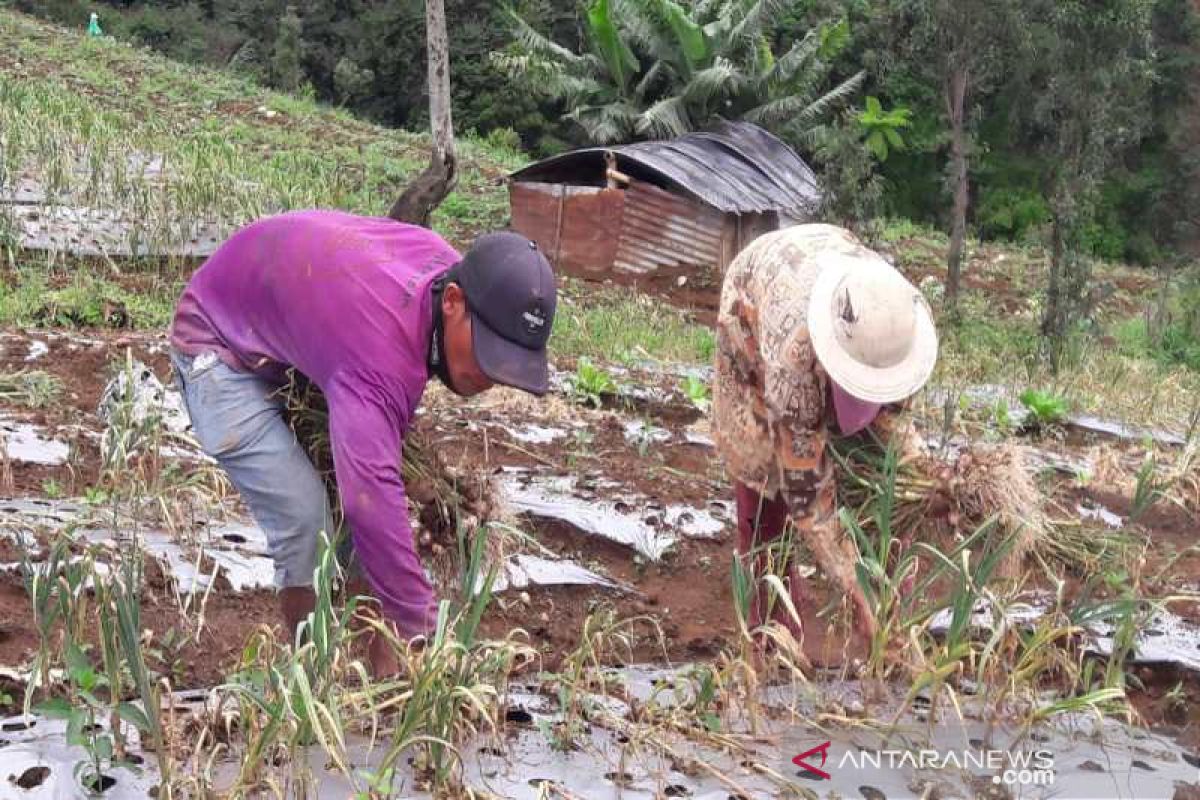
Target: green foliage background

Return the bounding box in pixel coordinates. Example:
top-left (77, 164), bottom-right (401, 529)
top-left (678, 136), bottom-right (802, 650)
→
top-left (13, 0), bottom-right (1200, 263)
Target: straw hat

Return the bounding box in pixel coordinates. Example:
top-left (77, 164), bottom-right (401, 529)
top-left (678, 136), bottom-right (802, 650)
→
top-left (807, 252), bottom-right (938, 404)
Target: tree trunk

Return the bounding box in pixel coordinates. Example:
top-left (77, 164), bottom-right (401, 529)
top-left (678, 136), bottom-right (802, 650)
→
top-left (1041, 212), bottom-right (1065, 368)
top-left (944, 63), bottom-right (969, 316)
top-left (388, 0), bottom-right (457, 227)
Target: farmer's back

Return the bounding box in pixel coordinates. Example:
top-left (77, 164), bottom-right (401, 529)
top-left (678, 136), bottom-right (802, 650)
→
top-left (171, 209), bottom-right (460, 395)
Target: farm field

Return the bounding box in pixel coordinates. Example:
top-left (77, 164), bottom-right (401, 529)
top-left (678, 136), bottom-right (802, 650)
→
top-left (1, 8), bottom-right (1200, 800)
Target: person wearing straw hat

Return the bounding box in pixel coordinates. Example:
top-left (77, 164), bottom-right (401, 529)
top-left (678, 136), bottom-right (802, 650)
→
top-left (712, 223), bottom-right (938, 647)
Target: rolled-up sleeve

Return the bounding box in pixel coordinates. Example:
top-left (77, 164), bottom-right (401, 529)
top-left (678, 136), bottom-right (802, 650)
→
top-left (323, 369), bottom-right (437, 638)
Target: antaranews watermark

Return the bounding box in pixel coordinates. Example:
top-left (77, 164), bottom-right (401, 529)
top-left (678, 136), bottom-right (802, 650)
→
top-left (794, 743), bottom-right (1055, 788)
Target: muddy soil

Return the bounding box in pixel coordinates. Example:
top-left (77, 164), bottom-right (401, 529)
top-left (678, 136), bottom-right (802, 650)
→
top-left (0, 557), bottom-right (277, 716)
top-left (0, 324), bottom-right (1197, 750)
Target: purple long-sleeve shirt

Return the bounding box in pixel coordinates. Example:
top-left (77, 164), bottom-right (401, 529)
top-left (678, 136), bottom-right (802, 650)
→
top-left (170, 209), bottom-right (459, 636)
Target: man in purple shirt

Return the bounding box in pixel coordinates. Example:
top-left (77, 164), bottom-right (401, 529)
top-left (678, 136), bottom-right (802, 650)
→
top-left (169, 209), bottom-right (556, 673)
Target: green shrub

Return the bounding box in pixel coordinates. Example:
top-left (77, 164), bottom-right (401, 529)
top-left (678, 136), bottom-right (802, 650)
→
top-left (976, 185), bottom-right (1050, 242)
top-left (1019, 388), bottom-right (1070, 428)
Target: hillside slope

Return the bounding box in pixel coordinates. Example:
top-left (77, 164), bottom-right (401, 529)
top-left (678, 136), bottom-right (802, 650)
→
top-left (0, 7), bottom-right (519, 250)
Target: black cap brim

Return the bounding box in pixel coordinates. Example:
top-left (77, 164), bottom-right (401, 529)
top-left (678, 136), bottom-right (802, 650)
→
top-left (470, 310), bottom-right (550, 396)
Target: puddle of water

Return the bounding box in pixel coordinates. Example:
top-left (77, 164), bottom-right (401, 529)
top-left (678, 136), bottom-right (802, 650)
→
top-left (499, 473), bottom-right (726, 561)
top-left (0, 418), bottom-right (69, 465)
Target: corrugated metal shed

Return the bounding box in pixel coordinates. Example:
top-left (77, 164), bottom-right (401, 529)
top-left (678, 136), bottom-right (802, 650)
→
top-left (509, 121), bottom-right (821, 217)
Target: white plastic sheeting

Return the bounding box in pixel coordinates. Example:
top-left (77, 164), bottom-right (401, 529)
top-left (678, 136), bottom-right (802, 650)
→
top-left (0, 419), bottom-right (69, 466)
top-left (499, 472), bottom-right (728, 561)
top-left (929, 591), bottom-right (1200, 674)
top-left (2, 669), bottom-right (1197, 799)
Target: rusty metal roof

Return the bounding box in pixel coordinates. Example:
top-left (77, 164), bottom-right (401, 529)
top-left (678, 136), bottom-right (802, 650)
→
top-left (509, 121), bottom-right (821, 216)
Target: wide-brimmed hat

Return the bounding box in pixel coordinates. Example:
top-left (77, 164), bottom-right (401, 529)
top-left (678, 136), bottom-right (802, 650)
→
top-left (807, 251), bottom-right (938, 404)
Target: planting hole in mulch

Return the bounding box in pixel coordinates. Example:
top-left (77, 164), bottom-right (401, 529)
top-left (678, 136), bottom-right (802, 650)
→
top-left (1, 719), bottom-right (35, 732)
top-left (11, 766), bottom-right (50, 789)
top-left (1080, 760), bottom-right (1105, 772)
top-left (1132, 760), bottom-right (1156, 771)
top-left (82, 773), bottom-right (117, 793)
top-left (1184, 753), bottom-right (1200, 769)
top-left (477, 746), bottom-right (504, 757)
top-left (605, 770), bottom-right (635, 786)
top-left (504, 707), bottom-right (533, 725)
top-left (860, 787), bottom-right (888, 800)
top-left (222, 533), bottom-right (248, 544)
top-left (528, 778), bottom-right (556, 788)
top-left (123, 753), bottom-right (145, 766)
top-left (664, 786), bottom-right (692, 797)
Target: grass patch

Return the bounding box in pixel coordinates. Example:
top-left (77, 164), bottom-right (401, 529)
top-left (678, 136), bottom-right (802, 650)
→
top-left (551, 279), bottom-right (715, 366)
top-left (931, 306), bottom-right (1200, 431)
top-left (1115, 317), bottom-right (1200, 372)
top-left (0, 267), bottom-right (178, 329)
top-left (0, 9), bottom-right (521, 250)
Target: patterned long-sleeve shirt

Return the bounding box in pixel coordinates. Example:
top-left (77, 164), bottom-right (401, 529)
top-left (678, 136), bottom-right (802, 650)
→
top-left (712, 224), bottom-right (911, 515)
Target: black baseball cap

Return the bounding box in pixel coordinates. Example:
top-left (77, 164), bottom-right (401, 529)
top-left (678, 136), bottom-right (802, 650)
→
top-left (454, 231), bottom-right (556, 395)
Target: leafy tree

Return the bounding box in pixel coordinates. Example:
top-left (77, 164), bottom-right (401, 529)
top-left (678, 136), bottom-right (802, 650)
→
top-left (811, 108), bottom-right (885, 231)
top-left (333, 56), bottom-right (374, 105)
top-left (1020, 0), bottom-right (1156, 363)
top-left (888, 0), bottom-right (1030, 315)
top-left (270, 4), bottom-right (304, 92)
top-left (495, 0), bottom-right (864, 147)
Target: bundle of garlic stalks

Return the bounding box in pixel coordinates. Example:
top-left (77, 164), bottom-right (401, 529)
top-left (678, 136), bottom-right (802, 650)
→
top-left (830, 432), bottom-right (1133, 578)
top-left (281, 372), bottom-right (506, 590)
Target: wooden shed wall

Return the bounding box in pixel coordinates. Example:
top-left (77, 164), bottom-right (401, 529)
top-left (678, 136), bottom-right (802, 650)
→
top-left (509, 182), bottom-right (624, 277)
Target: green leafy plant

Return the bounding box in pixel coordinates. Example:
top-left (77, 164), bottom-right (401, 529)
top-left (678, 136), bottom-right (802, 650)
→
top-left (36, 643), bottom-right (121, 795)
top-left (19, 535), bottom-right (67, 713)
top-left (857, 96), bottom-right (911, 161)
top-left (84, 486), bottom-right (110, 506)
top-left (681, 375), bottom-right (711, 414)
top-left (1130, 453), bottom-right (1166, 522)
top-left (993, 398), bottom-right (1013, 434)
top-left (41, 477), bottom-right (63, 499)
top-left (570, 358), bottom-right (617, 408)
top-left (1018, 388), bottom-right (1070, 429)
top-left (0, 369), bottom-right (61, 408)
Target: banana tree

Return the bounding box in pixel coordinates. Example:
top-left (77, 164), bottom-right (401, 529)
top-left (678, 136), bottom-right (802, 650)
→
top-left (496, 0), bottom-right (863, 148)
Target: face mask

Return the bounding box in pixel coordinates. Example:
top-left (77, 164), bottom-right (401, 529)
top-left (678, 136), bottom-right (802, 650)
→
top-left (831, 381), bottom-right (883, 436)
top-left (428, 277), bottom-right (458, 393)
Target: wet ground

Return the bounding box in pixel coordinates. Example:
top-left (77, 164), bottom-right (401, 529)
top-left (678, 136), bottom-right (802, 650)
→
top-left (0, 326), bottom-right (1199, 798)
